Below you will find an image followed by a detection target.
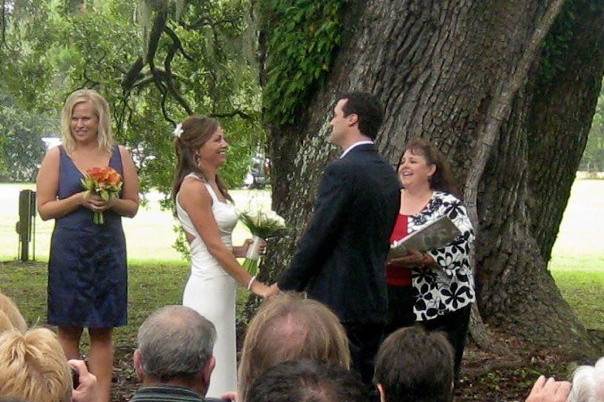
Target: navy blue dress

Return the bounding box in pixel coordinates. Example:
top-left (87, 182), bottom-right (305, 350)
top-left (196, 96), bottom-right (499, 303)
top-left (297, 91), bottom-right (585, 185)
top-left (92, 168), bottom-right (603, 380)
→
top-left (47, 145), bottom-right (128, 328)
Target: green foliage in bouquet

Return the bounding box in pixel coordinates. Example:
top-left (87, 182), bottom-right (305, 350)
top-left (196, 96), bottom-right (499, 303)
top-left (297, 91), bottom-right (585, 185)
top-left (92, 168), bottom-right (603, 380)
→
top-left (239, 211), bottom-right (286, 240)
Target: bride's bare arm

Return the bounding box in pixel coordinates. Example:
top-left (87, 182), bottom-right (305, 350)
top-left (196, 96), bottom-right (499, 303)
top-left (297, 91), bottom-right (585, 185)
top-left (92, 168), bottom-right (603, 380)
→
top-left (178, 178), bottom-right (269, 296)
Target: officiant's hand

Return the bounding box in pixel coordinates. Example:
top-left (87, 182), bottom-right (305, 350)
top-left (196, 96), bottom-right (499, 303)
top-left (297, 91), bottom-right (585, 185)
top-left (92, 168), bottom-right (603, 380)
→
top-left (390, 250), bottom-right (434, 268)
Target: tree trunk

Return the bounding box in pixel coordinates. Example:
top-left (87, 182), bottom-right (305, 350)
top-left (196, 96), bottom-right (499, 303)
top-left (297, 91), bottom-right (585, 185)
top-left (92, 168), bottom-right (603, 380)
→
top-left (259, 0), bottom-right (604, 355)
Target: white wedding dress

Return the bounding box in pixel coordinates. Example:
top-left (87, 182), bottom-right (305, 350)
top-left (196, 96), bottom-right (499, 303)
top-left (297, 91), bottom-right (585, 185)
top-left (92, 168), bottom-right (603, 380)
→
top-left (176, 174), bottom-right (238, 398)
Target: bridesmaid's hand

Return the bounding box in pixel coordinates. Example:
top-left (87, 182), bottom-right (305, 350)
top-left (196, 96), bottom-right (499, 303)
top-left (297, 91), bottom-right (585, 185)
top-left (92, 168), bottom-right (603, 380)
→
top-left (80, 191), bottom-right (114, 212)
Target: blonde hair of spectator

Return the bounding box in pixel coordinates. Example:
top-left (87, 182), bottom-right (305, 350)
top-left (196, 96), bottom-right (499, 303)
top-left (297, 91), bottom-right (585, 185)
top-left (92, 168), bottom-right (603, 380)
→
top-left (0, 328), bottom-right (72, 402)
top-left (238, 292), bottom-right (351, 402)
top-left (0, 293), bottom-right (27, 332)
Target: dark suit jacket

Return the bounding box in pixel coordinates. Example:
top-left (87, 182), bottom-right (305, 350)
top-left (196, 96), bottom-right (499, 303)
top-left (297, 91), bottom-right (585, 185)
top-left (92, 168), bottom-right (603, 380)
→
top-left (278, 143), bottom-right (401, 323)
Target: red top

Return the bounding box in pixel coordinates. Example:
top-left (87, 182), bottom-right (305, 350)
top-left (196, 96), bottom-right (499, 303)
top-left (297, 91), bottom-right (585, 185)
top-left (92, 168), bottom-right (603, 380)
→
top-left (386, 213), bottom-right (412, 287)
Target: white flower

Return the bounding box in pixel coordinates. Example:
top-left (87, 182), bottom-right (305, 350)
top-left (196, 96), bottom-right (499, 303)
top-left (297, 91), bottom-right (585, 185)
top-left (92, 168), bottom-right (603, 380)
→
top-left (173, 123), bottom-right (183, 138)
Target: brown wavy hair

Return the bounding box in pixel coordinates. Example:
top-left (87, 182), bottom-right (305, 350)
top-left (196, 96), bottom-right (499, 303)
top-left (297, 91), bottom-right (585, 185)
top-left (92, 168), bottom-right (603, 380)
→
top-left (399, 138), bottom-right (460, 198)
top-left (238, 293), bottom-right (351, 402)
top-left (171, 115), bottom-right (232, 207)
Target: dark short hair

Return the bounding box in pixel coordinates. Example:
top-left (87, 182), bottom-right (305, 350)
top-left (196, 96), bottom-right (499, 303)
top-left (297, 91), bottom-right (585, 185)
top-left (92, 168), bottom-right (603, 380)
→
top-left (338, 92), bottom-right (384, 140)
top-left (246, 359), bottom-right (367, 402)
top-left (374, 326), bottom-right (454, 402)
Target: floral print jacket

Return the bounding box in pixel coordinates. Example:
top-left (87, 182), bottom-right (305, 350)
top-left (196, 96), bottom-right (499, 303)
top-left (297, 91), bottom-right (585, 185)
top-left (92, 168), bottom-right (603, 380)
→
top-left (408, 191), bottom-right (475, 321)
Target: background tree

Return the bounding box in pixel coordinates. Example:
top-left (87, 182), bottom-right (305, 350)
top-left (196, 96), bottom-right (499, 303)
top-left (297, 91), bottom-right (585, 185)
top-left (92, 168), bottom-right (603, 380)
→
top-left (0, 0), bottom-right (263, 194)
top-left (580, 80), bottom-right (604, 172)
top-left (0, 91), bottom-right (53, 182)
top-left (258, 0), bottom-right (604, 355)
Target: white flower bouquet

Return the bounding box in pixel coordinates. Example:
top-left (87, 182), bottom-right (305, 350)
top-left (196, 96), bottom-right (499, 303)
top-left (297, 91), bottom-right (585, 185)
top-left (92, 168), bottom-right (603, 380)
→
top-left (239, 209), bottom-right (286, 276)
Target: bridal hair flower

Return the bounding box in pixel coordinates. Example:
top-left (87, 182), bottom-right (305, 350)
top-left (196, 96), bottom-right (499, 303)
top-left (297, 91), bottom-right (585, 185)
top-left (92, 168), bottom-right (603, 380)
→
top-left (173, 123), bottom-right (183, 138)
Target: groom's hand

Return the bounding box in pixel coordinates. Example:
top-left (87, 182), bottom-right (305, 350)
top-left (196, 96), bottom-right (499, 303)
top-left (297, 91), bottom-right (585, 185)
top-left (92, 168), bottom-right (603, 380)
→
top-left (266, 283), bottom-right (280, 298)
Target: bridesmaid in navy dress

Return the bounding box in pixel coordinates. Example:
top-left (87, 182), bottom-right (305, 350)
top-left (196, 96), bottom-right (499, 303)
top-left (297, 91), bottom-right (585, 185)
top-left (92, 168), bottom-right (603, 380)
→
top-left (36, 89), bottom-right (139, 402)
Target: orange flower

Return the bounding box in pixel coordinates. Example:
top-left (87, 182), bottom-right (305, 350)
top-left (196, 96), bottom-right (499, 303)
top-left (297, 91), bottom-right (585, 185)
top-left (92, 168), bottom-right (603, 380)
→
top-left (81, 167), bottom-right (123, 224)
top-left (107, 170), bottom-right (121, 186)
top-left (85, 167), bottom-right (122, 187)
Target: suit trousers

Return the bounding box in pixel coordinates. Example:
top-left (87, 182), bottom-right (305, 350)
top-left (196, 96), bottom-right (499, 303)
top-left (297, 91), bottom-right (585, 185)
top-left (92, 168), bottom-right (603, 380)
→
top-left (342, 322), bottom-right (385, 393)
top-left (384, 285), bottom-right (416, 336)
top-left (420, 304), bottom-right (472, 381)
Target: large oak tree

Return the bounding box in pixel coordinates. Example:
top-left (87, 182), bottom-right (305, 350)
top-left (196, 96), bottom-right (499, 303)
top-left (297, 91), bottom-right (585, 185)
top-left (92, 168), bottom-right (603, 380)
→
top-left (259, 0), bottom-right (604, 355)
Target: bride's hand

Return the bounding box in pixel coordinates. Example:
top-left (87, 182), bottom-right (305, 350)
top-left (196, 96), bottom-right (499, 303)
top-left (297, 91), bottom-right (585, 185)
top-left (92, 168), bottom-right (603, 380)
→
top-left (234, 238), bottom-right (267, 258)
top-left (243, 238), bottom-right (267, 255)
top-left (250, 280), bottom-right (270, 298)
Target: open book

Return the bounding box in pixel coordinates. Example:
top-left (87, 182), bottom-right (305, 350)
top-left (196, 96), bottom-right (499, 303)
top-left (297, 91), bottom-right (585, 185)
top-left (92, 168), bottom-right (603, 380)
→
top-left (388, 215), bottom-right (461, 260)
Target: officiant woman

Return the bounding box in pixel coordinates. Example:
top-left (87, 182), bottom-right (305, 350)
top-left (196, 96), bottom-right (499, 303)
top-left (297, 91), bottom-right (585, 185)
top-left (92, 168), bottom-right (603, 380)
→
top-left (36, 89), bottom-right (140, 402)
top-left (385, 138), bottom-right (475, 380)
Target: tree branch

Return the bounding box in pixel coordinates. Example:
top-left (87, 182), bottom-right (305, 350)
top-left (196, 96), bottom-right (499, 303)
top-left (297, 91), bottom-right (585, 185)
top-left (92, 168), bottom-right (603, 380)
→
top-left (1, 0), bottom-right (6, 48)
top-left (122, 56), bottom-right (145, 92)
top-left (182, 16), bottom-right (240, 30)
top-left (164, 25), bottom-right (194, 62)
top-left (160, 91), bottom-right (175, 126)
top-left (464, 0), bottom-right (567, 227)
top-left (463, 0), bottom-right (567, 348)
top-left (210, 109), bottom-right (254, 120)
top-left (162, 25), bottom-right (193, 114)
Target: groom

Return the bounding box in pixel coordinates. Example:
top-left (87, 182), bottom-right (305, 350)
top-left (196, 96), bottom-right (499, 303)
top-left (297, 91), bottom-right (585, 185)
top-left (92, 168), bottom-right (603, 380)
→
top-left (269, 92), bottom-right (400, 388)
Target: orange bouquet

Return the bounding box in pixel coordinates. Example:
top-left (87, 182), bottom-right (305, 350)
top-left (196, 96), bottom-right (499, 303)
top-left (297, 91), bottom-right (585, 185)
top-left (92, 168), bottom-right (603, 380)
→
top-left (80, 167), bottom-right (122, 224)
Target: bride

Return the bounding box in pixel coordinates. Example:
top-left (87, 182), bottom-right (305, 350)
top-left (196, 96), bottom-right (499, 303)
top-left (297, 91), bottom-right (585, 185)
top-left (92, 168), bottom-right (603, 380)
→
top-left (171, 115), bottom-right (269, 397)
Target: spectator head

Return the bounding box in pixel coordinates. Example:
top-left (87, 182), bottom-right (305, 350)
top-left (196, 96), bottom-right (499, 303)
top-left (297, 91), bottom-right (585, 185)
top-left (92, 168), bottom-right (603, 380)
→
top-left (0, 293), bottom-right (27, 333)
top-left (374, 326), bottom-right (455, 402)
top-left (134, 305), bottom-right (216, 397)
top-left (330, 92), bottom-right (384, 146)
top-left (238, 292), bottom-right (351, 402)
top-left (0, 328), bottom-right (72, 402)
top-left (567, 356), bottom-right (604, 402)
top-left (246, 359), bottom-right (367, 402)
top-left (61, 88), bottom-right (114, 154)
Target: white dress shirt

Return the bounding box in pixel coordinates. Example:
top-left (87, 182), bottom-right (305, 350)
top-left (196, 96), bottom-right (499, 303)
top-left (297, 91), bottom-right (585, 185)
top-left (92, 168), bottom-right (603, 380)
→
top-left (340, 140), bottom-right (374, 159)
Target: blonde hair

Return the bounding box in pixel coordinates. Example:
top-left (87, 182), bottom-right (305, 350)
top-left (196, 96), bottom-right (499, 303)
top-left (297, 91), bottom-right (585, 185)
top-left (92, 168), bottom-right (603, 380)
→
top-left (0, 328), bottom-right (72, 402)
top-left (0, 293), bottom-right (27, 332)
top-left (61, 88), bottom-right (114, 154)
top-left (238, 293), bottom-right (351, 402)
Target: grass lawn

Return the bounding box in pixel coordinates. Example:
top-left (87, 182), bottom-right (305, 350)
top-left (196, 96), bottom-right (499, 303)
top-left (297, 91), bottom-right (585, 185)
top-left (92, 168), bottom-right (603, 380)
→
top-left (0, 180), bottom-right (602, 402)
top-left (0, 260), bottom-right (256, 350)
top-left (552, 268), bottom-right (604, 331)
top-left (0, 183), bottom-right (271, 261)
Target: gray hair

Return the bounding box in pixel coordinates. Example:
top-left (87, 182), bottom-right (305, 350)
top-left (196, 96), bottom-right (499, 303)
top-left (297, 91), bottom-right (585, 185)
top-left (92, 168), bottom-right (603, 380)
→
top-left (137, 305), bottom-right (216, 381)
top-left (567, 357), bottom-right (604, 402)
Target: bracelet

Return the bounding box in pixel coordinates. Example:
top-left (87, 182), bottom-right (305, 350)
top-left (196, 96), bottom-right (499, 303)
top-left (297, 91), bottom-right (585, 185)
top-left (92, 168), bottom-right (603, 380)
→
top-left (247, 275), bottom-right (257, 290)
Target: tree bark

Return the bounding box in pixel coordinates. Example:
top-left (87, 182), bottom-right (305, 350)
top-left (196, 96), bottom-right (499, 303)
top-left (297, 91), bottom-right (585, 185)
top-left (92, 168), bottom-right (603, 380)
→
top-left (260, 0), bottom-right (604, 354)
